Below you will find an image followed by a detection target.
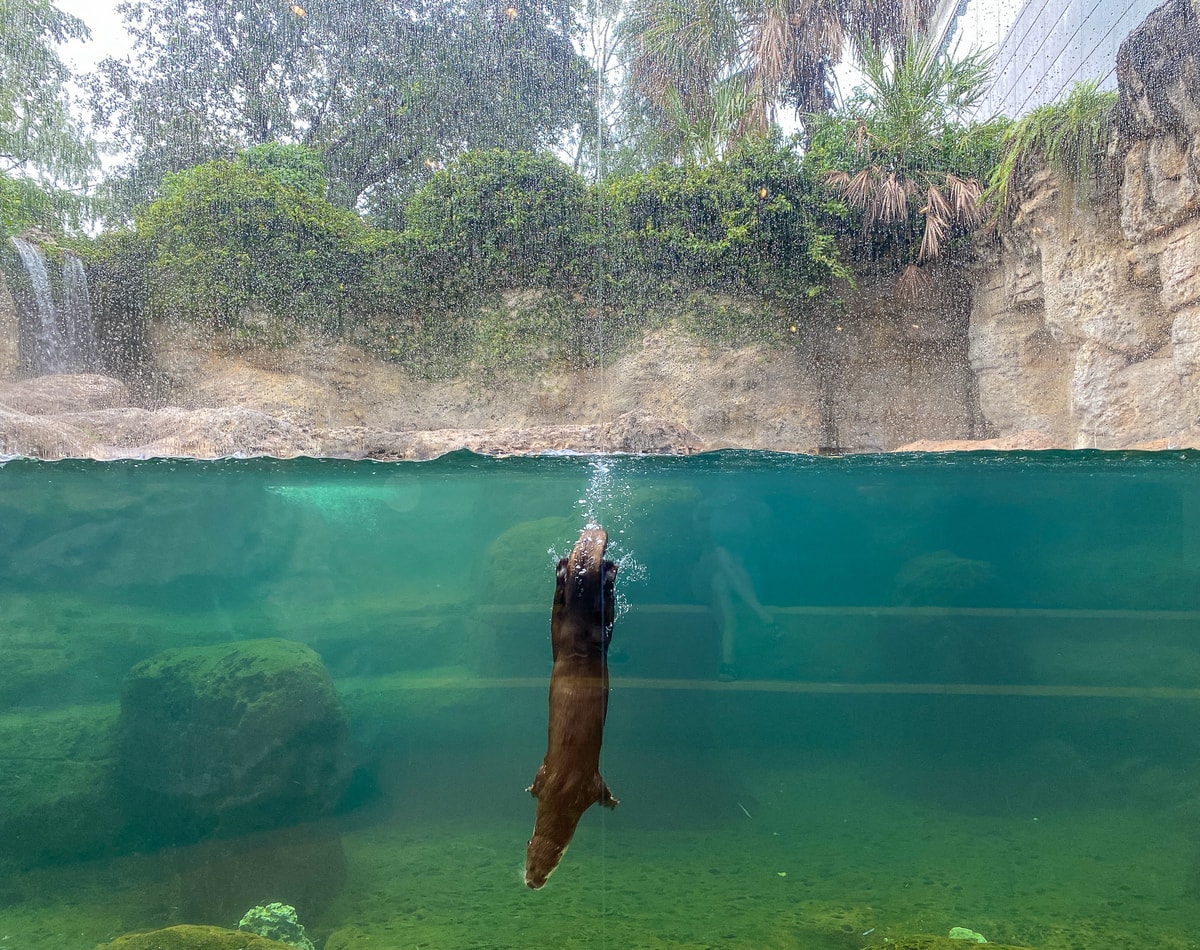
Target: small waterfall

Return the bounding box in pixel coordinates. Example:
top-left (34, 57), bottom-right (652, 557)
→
top-left (7, 236), bottom-right (97, 375)
top-left (61, 254), bottom-right (98, 368)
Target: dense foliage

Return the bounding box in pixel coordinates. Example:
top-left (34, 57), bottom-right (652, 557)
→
top-left (604, 133), bottom-right (848, 301)
top-left (0, 0), bottom-right (1082, 373)
top-left (0, 0), bottom-right (97, 233)
top-left (87, 0), bottom-right (594, 224)
top-left (402, 150), bottom-right (593, 292)
top-left (808, 37), bottom-right (1008, 290)
top-left (987, 80), bottom-right (1119, 226)
top-left (0, 0), bottom-right (95, 185)
top-left (0, 170), bottom-right (57, 233)
top-left (134, 144), bottom-right (374, 334)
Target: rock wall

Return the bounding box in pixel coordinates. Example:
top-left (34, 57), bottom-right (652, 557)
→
top-left (970, 0), bottom-right (1200, 449)
top-left (136, 281), bottom-right (978, 454)
top-left (0, 274), bottom-right (18, 379)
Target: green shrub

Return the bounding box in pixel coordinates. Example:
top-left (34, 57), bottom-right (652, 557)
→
top-left (402, 150), bottom-right (592, 292)
top-left (603, 132), bottom-right (848, 303)
top-left (135, 144), bottom-right (374, 336)
top-left (986, 80), bottom-right (1118, 226)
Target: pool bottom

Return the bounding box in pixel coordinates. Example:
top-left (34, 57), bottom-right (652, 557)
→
top-left (3, 743), bottom-right (1196, 950)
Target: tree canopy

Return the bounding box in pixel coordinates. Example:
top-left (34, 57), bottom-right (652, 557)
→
top-left (0, 0), bottom-right (97, 231)
top-left (89, 0), bottom-right (595, 222)
top-left (616, 0), bottom-right (940, 164)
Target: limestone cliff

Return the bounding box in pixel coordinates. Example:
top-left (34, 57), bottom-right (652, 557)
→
top-left (970, 0), bottom-right (1200, 449)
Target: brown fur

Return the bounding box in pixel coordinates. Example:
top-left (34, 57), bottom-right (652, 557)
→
top-left (524, 525), bottom-right (618, 889)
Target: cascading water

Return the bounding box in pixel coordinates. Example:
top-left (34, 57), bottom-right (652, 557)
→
top-left (60, 254), bottom-right (98, 369)
top-left (7, 236), bottom-right (97, 375)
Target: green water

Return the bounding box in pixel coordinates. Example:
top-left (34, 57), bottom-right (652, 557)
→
top-left (3, 451), bottom-right (1200, 949)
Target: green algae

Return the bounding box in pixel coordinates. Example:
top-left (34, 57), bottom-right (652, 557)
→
top-left (95, 924), bottom-right (299, 950)
top-left (0, 703), bottom-right (122, 868)
top-left (2, 737), bottom-right (1199, 949)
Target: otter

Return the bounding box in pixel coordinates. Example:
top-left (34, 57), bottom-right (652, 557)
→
top-left (524, 524), bottom-right (619, 889)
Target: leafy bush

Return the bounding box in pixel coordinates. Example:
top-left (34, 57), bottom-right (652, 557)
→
top-left (401, 150), bottom-right (592, 293)
top-left (135, 144), bottom-right (373, 335)
top-left (603, 132), bottom-right (848, 303)
top-left (986, 80), bottom-right (1118, 226)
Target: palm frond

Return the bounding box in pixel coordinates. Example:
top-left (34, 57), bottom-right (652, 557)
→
top-left (824, 169), bottom-right (851, 190)
top-left (918, 204), bottom-right (948, 262)
top-left (944, 173), bottom-right (983, 228)
top-left (841, 165), bottom-right (877, 209)
top-left (922, 183), bottom-right (951, 221)
top-left (897, 262), bottom-right (933, 300)
top-left (871, 170), bottom-right (909, 226)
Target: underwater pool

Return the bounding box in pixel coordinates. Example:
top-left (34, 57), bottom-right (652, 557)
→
top-left (2, 450), bottom-right (1200, 949)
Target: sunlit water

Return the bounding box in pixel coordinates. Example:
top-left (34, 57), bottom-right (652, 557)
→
top-left (3, 451), bottom-right (1200, 949)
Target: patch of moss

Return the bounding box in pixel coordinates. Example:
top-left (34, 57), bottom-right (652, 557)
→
top-left (95, 924), bottom-right (299, 950)
top-left (0, 703), bottom-right (123, 867)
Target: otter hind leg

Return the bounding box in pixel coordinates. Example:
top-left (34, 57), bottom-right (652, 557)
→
top-left (527, 764), bottom-right (547, 798)
top-left (594, 774), bottom-right (619, 809)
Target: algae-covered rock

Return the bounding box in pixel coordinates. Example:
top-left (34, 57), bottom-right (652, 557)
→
top-left (0, 703), bottom-right (123, 868)
top-left (94, 924), bottom-right (300, 950)
top-left (870, 937), bottom-right (1030, 950)
top-left (238, 902), bottom-right (315, 950)
top-left (116, 638), bottom-right (351, 847)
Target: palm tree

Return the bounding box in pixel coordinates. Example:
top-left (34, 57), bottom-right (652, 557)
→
top-left (812, 35), bottom-right (1006, 294)
top-left (617, 0), bottom-right (938, 162)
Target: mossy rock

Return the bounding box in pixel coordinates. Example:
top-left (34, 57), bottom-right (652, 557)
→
top-left (870, 937), bottom-right (1032, 950)
top-left (116, 638), bottom-right (352, 847)
top-left (94, 924), bottom-right (299, 950)
top-left (0, 703), bottom-right (123, 867)
top-left (483, 515), bottom-right (575, 606)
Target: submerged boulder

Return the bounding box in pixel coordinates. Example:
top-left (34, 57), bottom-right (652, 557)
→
top-left (116, 638), bottom-right (351, 846)
top-left (0, 703), bottom-right (123, 868)
top-left (94, 925), bottom-right (300, 950)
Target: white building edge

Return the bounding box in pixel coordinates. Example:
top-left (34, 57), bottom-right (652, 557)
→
top-left (928, 0), bottom-right (1168, 117)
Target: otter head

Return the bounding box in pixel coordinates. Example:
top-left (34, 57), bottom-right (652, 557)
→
top-left (556, 526), bottom-right (617, 652)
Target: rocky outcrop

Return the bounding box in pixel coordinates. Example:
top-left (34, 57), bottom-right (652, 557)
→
top-left (970, 0), bottom-right (1200, 449)
top-left (130, 290), bottom-right (977, 455)
top-left (893, 430), bottom-right (1063, 452)
top-left (116, 639), bottom-right (352, 847)
top-left (0, 703), bottom-right (123, 868)
top-left (0, 370), bottom-right (707, 458)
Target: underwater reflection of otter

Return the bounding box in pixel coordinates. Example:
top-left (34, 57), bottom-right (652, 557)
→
top-left (880, 550), bottom-right (1028, 684)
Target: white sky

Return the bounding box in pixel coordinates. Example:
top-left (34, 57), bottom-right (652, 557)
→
top-left (53, 0), bottom-right (130, 71)
top-left (52, 0), bottom-right (1022, 72)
